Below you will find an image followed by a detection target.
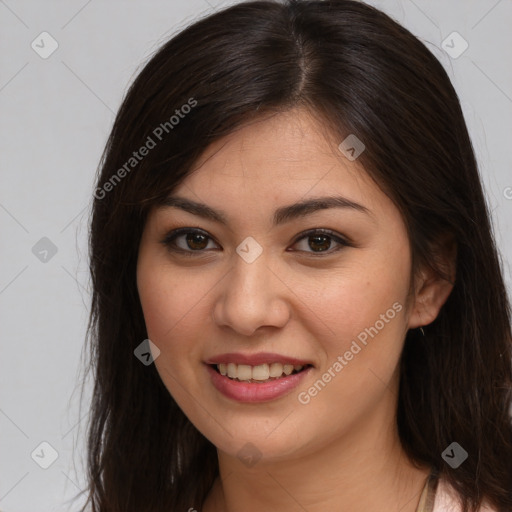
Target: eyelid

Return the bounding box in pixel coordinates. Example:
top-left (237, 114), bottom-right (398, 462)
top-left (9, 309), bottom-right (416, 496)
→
top-left (159, 227), bottom-right (352, 256)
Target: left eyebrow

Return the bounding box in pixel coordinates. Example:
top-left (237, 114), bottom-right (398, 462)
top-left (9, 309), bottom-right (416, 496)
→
top-left (273, 195), bottom-right (374, 225)
top-left (156, 195), bottom-right (374, 226)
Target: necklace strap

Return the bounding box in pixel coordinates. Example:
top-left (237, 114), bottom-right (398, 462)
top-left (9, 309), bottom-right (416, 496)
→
top-left (415, 468), bottom-right (439, 512)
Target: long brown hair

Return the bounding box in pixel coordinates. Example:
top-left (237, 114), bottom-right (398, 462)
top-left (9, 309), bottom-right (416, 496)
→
top-left (78, 1), bottom-right (512, 510)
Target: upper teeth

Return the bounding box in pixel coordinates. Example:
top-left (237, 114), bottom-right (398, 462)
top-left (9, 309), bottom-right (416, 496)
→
top-left (217, 362), bottom-right (305, 381)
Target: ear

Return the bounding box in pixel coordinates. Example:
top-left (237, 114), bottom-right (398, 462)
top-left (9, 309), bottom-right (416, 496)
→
top-left (407, 234), bottom-right (457, 329)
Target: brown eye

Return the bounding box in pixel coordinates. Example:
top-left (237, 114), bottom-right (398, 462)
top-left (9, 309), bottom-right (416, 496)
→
top-left (291, 229), bottom-right (350, 255)
top-left (307, 234), bottom-right (332, 252)
top-left (185, 232), bottom-right (209, 250)
top-left (160, 228), bottom-right (219, 255)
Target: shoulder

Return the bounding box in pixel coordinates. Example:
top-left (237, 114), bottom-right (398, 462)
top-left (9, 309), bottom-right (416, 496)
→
top-left (433, 479), bottom-right (497, 512)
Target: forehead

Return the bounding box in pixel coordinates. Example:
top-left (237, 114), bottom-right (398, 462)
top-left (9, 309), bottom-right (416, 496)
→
top-left (174, 108), bottom-right (377, 206)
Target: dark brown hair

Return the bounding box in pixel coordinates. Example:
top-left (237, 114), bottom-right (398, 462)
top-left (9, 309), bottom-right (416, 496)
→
top-left (77, 1), bottom-right (512, 510)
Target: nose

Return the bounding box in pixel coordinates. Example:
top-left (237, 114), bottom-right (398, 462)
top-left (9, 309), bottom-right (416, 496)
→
top-left (212, 250), bottom-right (291, 337)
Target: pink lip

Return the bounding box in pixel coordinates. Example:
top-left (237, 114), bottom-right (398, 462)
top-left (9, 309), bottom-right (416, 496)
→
top-left (204, 352), bottom-right (313, 366)
top-left (205, 363), bottom-right (313, 403)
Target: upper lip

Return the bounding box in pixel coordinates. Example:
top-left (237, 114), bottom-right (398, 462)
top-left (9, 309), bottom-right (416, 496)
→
top-left (205, 352), bottom-right (313, 367)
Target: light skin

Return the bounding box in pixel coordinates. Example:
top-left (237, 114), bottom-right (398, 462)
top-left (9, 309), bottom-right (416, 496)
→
top-left (136, 108), bottom-right (455, 512)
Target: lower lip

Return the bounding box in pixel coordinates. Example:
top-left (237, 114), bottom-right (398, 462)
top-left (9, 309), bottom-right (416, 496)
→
top-left (205, 364), bottom-right (312, 403)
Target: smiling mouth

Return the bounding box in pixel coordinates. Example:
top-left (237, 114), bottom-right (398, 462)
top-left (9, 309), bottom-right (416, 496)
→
top-left (210, 362), bottom-right (311, 383)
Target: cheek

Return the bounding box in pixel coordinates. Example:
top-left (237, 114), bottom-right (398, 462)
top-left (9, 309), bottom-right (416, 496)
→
top-left (292, 272), bottom-right (408, 433)
top-left (137, 270), bottom-right (175, 342)
top-left (137, 263), bottom-right (214, 405)
top-left (137, 262), bottom-right (218, 363)
top-left (289, 250), bottom-right (411, 402)
top-left (297, 264), bottom-right (409, 351)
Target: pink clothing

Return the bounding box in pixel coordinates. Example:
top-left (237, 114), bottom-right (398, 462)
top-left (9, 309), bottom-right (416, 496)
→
top-left (433, 479), bottom-right (497, 512)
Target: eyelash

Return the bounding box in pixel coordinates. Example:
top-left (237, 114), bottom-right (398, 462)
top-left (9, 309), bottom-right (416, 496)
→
top-left (159, 227), bottom-right (351, 257)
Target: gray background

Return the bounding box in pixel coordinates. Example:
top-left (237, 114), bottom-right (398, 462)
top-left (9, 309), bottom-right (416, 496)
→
top-left (1, 0), bottom-right (511, 510)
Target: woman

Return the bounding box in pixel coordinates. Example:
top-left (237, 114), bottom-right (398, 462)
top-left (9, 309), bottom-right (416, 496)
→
top-left (79, 1), bottom-right (512, 511)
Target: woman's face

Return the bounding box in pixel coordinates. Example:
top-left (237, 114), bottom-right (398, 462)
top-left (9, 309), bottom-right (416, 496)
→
top-left (137, 108), bottom-right (432, 463)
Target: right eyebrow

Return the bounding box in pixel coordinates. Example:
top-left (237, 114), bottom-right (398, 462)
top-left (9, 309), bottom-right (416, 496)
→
top-left (156, 196), bottom-right (228, 224)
